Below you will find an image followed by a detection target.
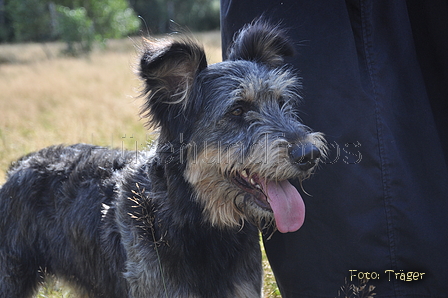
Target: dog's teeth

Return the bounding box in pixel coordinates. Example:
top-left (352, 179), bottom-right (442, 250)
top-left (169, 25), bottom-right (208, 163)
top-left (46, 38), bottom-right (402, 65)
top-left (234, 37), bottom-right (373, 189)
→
top-left (250, 178), bottom-right (256, 185)
top-left (255, 184), bottom-right (261, 189)
top-left (241, 170), bottom-right (248, 178)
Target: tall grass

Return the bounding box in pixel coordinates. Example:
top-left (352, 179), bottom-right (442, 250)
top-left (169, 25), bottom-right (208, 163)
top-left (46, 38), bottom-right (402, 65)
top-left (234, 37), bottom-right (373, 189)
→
top-left (0, 38), bottom-right (143, 182)
top-left (0, 32), bottom-right (281, 297)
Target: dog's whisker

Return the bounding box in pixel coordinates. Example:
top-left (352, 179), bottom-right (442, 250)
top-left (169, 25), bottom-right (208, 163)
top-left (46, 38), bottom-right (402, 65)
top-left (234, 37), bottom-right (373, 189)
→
top-left (299, 179), bottom-right (313, 197)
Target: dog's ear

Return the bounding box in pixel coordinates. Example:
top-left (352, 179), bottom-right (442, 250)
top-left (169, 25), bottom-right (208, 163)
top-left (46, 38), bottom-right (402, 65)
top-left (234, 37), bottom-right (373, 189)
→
top-left (227, 20), bottom-right (294, 68)
top-left (139, 37), bottom-right (207, 132)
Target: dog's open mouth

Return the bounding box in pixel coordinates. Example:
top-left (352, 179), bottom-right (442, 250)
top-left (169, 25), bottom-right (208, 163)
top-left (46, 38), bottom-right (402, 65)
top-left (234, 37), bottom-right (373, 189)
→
top-left (233, 170), bottom-right (305, 233)
top-left (233, 170), bottom-right (271, 210)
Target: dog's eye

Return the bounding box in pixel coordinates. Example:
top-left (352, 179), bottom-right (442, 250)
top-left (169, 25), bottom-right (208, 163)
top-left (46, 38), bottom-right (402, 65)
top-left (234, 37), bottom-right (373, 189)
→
top-left (231, 107), bottom-right (244, 116)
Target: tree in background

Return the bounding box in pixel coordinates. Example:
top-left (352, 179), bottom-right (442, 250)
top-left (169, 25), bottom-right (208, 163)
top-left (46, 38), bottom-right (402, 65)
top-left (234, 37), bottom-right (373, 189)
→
top-left (0, 0), bottom-right (140, 55)
top-left (130, 0), bottom-right (220, 34)
top-left (56, 0), bottom-right (140, 39)
top-left (4, 0), bottom-right (52, 42)
top-left (55, 0), bottom-right (140, 55)
top-left (0, 0), bottom-right (220, 46)
top-left (55, 5), bottom-right (95, 55)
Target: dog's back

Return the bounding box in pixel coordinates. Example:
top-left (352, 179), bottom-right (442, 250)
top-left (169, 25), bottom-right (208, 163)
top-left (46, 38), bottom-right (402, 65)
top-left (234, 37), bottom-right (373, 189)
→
top-left (0, 144), bottom-right (133, 297)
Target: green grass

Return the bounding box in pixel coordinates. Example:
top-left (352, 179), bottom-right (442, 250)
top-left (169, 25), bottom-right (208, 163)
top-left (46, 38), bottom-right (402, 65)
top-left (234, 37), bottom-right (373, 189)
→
top-left (261, 241), bottom-right (283, 298)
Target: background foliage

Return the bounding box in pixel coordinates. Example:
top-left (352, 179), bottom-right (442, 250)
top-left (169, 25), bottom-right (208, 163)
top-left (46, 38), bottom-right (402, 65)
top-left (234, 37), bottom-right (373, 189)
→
top-left (129, 0), bottom-right (220, 33)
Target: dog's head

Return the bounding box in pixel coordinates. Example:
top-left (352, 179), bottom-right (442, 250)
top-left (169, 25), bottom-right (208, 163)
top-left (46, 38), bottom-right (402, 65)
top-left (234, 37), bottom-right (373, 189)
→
top-left (139, 20), bottom-right (326, 233)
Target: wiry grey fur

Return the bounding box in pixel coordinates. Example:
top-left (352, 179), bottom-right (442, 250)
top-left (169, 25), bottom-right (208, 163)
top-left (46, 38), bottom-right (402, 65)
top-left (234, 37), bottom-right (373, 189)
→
top-left (0, 20), bottom-right (326, 298)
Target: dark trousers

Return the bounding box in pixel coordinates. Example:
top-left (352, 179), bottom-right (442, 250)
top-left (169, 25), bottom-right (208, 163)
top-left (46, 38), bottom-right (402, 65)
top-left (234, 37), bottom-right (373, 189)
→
top-left (221, 1), bottom-right (448, 297)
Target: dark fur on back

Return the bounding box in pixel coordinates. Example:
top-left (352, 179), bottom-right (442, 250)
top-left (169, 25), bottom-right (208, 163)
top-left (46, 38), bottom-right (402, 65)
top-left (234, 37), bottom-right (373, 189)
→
top-left (0, 144), bottom-right (132, 297)
top-left (0, 20), bottom-right (326, 298)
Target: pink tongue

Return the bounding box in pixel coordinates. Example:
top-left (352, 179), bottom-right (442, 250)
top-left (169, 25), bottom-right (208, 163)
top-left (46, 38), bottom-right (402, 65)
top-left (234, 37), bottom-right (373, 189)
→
top-left (261, 180), bottom-right (305, 233)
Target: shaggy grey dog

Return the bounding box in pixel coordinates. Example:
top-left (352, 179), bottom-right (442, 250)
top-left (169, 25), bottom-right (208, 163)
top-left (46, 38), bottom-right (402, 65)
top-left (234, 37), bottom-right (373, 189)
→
top-left (0, 20), bottom-right (325, 298)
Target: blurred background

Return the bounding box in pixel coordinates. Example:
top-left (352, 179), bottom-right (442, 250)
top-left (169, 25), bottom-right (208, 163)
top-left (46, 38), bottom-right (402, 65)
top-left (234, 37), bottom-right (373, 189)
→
top-left (0, 0), bottom-right (220, 50)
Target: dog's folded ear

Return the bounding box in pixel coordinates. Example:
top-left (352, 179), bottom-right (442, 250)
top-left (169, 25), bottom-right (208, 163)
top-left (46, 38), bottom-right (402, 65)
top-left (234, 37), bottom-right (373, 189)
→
top-left (227, 19), bottom-right (294, 68)
top-left (139, 37), bottom-right (207, 130)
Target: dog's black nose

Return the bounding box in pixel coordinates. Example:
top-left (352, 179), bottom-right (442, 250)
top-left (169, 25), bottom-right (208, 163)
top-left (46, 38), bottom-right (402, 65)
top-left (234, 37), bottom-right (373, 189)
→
top-left (289, 143), bottom-right (321, 171)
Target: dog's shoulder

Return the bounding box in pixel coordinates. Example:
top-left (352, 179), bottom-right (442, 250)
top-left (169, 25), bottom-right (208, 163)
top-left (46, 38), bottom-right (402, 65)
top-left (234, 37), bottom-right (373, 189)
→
top-left (7, 144), bottom-right (133, 180)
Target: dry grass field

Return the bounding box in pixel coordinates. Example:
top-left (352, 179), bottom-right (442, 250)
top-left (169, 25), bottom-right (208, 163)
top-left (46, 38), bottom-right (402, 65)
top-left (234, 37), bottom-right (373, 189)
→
top-left (0, 32), bottom-right (222, 183)
top-left (0, 31), bottom-right (282, 297)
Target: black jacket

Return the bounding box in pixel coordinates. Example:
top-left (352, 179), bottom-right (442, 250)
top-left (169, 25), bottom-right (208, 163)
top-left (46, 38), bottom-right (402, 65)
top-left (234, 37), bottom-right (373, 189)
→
top-left (221, 1), bottom-right (448, 297)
